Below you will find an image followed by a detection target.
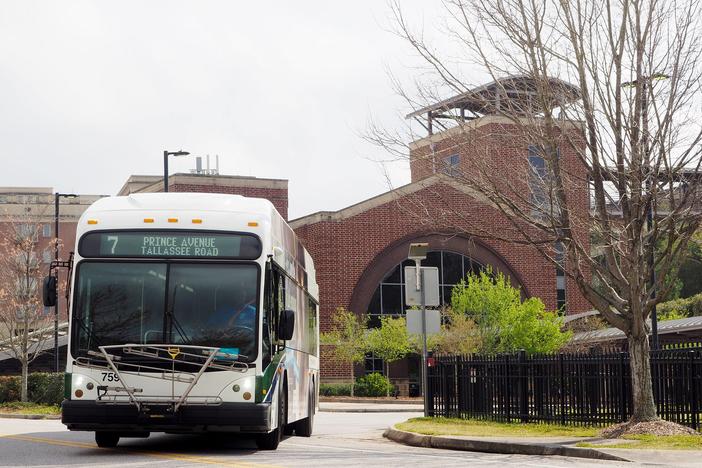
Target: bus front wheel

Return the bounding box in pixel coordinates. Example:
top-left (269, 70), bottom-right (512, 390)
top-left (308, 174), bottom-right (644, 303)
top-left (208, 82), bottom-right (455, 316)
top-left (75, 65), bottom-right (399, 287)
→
top-left (256, 380), bottom-right (287, 450)
top-left (95, 431), bottom-right (120, 448)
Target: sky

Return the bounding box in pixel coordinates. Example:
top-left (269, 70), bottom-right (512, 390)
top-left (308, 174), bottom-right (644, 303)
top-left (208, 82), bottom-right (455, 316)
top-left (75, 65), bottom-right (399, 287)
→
top-left (0, 1), bottom-right (445, 220)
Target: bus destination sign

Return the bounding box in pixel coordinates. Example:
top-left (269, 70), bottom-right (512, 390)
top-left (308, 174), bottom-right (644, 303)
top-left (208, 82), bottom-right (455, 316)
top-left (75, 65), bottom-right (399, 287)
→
top-left (80, 231), bottom-right (261, 259)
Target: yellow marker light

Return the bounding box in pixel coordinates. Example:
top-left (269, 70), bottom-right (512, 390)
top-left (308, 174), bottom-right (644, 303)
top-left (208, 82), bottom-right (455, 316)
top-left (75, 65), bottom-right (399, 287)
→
top-left (262, 389), bottom-right (267, 395)
top-left (143, 218), bottom-right (154, 223)
top-left (192, 218), bottom-right (203, 224)
top-left (248, 221), bottom-right (259, 227)
top-left (168, 218), bottom-right (178, 223)
top-left (87, 219), bottom-right (98, 225)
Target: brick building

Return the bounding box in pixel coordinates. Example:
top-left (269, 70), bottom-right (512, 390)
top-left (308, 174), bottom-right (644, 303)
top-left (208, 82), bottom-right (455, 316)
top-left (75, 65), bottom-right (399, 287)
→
top-left (290, 77), bottom-right (592, 390)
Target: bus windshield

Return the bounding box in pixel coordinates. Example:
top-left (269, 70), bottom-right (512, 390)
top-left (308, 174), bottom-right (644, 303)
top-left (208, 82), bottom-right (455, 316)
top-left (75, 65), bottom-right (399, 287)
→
top-left (71, 262), bottom-right (259, 362)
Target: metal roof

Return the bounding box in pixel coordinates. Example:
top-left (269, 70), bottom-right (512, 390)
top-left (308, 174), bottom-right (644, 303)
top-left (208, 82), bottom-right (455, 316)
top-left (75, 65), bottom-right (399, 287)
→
top-left (0, 322), bottom-right (69, 362)
top-left (406, 75), bottom-right (581, 119)
top-left (571, 315), bottom-right (702, 343)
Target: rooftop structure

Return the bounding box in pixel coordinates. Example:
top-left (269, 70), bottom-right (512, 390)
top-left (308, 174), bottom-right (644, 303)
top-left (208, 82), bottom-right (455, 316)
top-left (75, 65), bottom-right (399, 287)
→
top-left (407, 75), bottom-right (581, 136)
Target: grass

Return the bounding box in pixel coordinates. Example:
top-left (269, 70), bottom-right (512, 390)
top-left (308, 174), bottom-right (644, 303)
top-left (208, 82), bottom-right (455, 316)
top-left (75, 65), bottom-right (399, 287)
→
top-left (578, 435), bottom-right (702, 450)
top-left (0, 402), bottom-right (61, 415)
top-left (396, 417), bottom-right (599, 438)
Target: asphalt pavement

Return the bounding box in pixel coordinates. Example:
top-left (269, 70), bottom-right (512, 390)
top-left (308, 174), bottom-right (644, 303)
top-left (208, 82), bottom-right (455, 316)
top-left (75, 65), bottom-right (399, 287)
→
top-left (0, 412), bottom-right (638, 467)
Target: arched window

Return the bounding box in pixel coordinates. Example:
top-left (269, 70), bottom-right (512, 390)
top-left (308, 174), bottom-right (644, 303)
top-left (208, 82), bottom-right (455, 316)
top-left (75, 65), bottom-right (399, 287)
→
top-left (365, 250), bottom-right (485, 328)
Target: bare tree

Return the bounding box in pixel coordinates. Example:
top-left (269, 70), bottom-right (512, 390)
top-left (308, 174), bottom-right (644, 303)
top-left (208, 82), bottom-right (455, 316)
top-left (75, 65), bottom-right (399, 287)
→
top-left (0, 212), bottom-right (54, 401)
top-left (370, 0), bottom-right (702, 426)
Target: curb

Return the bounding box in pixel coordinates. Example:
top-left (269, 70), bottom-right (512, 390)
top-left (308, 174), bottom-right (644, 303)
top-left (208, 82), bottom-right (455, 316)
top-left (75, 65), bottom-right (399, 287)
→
top-left (0, 414), bottom-right (61, 420)
top-left (320, 407), bottom-right (423, 413)
top-left (319, 398), bottom-right (422, 405)
top-left (383, 426), bottom-right (631, 462)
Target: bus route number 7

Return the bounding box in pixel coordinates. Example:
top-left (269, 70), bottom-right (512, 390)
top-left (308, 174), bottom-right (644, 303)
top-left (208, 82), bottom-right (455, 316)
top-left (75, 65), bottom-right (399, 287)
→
top-left (106, 235), bottom-right (119, 254)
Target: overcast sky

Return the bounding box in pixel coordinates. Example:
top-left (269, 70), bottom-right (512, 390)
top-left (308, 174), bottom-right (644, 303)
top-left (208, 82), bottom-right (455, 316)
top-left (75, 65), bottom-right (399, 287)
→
top-left (0, 1), bottom-right (445, 219)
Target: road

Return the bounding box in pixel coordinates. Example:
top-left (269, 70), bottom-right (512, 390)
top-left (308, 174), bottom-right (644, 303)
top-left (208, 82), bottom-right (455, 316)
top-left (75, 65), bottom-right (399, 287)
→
top-left (0, 412), bottom-right (630, 468)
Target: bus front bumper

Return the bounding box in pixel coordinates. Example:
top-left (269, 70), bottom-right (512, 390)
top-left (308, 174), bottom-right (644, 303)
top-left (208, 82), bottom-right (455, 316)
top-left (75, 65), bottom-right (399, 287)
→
top-left (61, 400), bottom-right (272, 433)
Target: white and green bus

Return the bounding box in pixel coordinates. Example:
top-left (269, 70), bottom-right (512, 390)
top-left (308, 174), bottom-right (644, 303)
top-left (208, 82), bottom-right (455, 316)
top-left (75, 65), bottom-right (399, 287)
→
top-left (45, 193), bottom-right (319, 450)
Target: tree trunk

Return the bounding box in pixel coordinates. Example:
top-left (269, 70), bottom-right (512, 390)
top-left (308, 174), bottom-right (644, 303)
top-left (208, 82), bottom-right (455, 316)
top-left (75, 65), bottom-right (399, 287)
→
top-left (385, 361), bottom-right (391, 397)
top-left (350, 366), bottom-right (355, 397)
top-left (21, 358), bottom-right (29, 403)
top-left (628, 332), bottom-right (658, 422)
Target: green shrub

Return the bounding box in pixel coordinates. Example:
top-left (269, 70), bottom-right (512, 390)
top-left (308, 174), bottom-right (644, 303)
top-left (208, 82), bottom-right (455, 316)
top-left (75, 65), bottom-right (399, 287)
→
top-left (28, 373), bottom-right (64, 405)
top-left (0, 373), bottom-right (63, 406)
top-left (0, 376), bottom-right (20, 403)
top-left (319, 383), bottom-right (352, 396)
top-left (451, 268), bottom-right (570, 354)
top-left (658, 293), bottom-right (702, 321)
top-left (354, 373), bottom-right (393, 397)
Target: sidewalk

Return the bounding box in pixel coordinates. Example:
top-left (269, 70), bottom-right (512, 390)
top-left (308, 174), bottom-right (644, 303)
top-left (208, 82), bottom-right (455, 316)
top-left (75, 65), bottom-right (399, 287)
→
top-left (384, 425), bottom-right (702, 466)
top-left (320, 402), bottom-right (423, 413)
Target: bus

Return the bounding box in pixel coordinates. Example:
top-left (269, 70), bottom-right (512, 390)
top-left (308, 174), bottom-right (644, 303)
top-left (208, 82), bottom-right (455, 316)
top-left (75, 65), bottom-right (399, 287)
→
top-left (44, 192), bottom-right (319, 450)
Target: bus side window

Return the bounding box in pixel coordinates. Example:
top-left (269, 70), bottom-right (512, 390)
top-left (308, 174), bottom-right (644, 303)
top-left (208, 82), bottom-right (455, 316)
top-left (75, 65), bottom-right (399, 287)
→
top-left (307, 296), bottom-right (318, 356)
top-left (270, 266), bottom-right (285, 351)
top-left (262, 265), bottom-right (273, 369)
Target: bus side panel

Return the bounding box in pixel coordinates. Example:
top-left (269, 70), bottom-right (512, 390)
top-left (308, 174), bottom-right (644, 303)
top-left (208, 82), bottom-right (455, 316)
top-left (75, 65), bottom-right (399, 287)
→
top-left (282, 275), bottom-right (319, 423)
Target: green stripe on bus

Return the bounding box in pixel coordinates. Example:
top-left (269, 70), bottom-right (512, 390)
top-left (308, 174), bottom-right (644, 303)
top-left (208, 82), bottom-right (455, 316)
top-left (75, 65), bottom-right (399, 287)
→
top-left (64, 373), bottom-right (72, 400)
top-left (255, 350), bottom-right (285, 403)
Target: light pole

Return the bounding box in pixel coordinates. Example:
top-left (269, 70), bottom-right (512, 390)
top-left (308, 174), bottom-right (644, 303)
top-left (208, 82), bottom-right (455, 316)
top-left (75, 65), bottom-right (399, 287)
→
top-left (622, 73), bottom-right (669, 349)
top-left (163, 150), bottom-right (190, 192)
top-left (54, 192), bottom-right (77, 372)
top-left (408, 242), bottom-right (429, 417)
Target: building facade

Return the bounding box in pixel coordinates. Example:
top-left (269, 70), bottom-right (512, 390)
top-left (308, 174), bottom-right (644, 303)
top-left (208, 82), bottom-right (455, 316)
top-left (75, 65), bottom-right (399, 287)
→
top-left (291, 77), bottom-right (591, 390)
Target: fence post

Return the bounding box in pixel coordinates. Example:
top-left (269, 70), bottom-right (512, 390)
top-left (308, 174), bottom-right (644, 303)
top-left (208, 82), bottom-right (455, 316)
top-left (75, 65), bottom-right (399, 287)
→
top-left (427, 355), bottom-right (435, 417)
top-left (559, 353), bottom-right (566, 425)
top-left (619, 352), bottom-right (627, 422)
top-left (691, 350), bottom-right (699, 430)
top-left (505, 354), bottom-right (511, 422)
top-left (519, 349), bottom-right (528, 423)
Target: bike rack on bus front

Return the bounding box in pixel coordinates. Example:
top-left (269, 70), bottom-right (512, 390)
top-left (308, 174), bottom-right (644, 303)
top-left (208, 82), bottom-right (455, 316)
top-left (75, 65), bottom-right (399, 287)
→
top-left (76, 344), bottom-right (248, 413)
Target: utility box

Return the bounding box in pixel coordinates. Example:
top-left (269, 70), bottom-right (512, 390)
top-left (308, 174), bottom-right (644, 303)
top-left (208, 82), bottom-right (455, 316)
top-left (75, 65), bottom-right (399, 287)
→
top-left (404, 266), bottom-right (440, 306)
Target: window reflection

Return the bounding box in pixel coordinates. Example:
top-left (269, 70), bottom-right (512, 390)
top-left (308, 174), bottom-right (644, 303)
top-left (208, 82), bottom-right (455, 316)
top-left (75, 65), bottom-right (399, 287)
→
top-left (367, 250), bottom-right (485, 327)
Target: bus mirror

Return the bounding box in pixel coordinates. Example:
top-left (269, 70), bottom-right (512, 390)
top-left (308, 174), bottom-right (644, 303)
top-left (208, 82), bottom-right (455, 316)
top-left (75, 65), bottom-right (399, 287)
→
top-left (43, 276), bottom-right (57, 307)
top-left (278, 309), bottom-right (295, 341)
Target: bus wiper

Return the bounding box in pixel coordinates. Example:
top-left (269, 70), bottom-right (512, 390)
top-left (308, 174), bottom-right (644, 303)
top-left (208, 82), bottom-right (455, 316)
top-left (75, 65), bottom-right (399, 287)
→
top-left (74, 315), bottom-right (103, 352)
top-left (167, 286), bottom-right (191, 344)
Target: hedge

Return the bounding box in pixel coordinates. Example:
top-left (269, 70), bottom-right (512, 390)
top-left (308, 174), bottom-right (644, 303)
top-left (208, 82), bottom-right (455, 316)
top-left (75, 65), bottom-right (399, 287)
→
top-left (319, 383), bottom-right (352, 396)
top-left (0, 373), bottom-right (64, 406)
top-left (658, 293), bottom-right (702, 321)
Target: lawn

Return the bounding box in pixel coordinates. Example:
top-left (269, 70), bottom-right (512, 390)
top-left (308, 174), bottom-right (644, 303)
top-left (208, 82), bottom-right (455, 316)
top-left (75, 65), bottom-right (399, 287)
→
top-left (0, 402), bottom-right (61, 415)
top-left (578, 435), bottom-right (702, 450)
top-left (396, 417), bottom-right (599, 438)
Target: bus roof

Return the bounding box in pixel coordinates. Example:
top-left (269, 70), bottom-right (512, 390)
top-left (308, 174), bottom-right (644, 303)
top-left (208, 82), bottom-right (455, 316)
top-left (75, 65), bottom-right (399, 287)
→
top-left (82, 192), bottom-right (276, 216)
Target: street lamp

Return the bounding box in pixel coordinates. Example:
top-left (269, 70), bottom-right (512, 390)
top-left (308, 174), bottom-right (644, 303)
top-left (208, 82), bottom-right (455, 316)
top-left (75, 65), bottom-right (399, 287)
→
top-left (408, 242), bottom-right (429, 416)
top-left (622, 73), bottom-right (669, 349)
top-left (163, 150), bottom-right (190, 192)
top-left (54, 192), bottom-right (77, 372)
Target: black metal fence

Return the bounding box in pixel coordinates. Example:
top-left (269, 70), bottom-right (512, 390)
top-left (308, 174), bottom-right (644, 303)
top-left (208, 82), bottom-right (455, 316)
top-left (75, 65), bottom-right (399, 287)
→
top-left (427, 347), bottom-right (702, 430)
